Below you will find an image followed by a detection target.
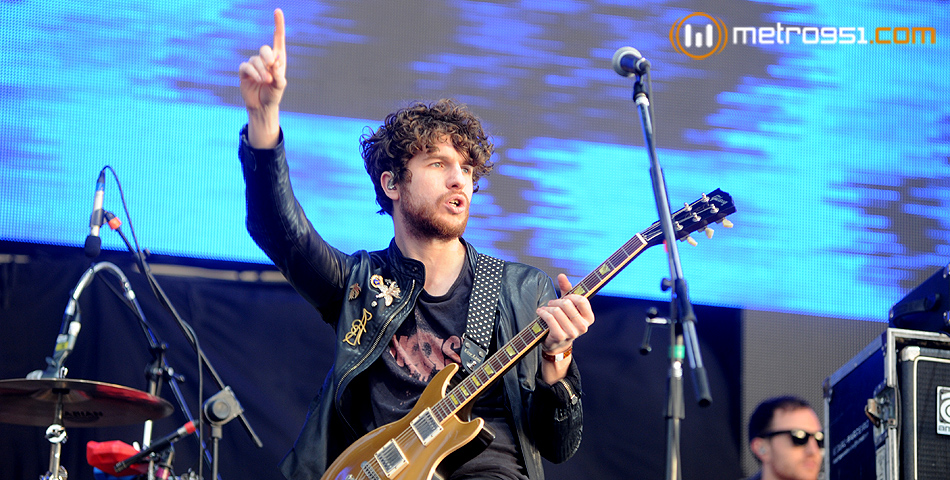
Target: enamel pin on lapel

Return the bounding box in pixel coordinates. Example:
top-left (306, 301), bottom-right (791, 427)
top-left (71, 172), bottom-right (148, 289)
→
top-left (370, 274), bottom-right (401, 307)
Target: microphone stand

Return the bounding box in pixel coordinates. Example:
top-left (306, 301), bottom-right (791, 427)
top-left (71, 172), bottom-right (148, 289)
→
top-left (103, 213), bottom-right (262, 478)
top-left (131, 291), bottom-right (203, 480)
top-left (629, 68), bottom-right (712, 480)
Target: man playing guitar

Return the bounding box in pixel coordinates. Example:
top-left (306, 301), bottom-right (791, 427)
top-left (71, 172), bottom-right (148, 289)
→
top-left (238, 8), bottom-right (594, 480)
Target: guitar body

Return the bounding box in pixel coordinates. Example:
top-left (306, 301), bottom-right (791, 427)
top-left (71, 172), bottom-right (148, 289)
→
top-left (322, 363), bottom-right (486, 480)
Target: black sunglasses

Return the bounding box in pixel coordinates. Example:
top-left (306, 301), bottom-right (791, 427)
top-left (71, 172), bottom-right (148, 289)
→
top-left (761, 429), bottom-right (824, 448)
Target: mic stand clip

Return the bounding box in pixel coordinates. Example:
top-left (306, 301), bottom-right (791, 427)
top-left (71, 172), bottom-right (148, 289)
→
top-left (203, 387), bottom-right (245, 480)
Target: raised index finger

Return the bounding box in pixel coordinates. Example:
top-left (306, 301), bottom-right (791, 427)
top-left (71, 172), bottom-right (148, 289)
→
top-left (273, 8), bottom-right (286, 56)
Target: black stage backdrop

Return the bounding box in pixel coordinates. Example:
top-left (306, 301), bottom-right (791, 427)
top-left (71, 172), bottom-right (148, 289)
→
top-left (0, 241), bottom-right (741, 480)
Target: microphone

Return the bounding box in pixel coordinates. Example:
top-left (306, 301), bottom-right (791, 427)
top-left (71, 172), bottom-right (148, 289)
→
top-left (27, 263), bottom-right (100, 379)
top-left (612, 46), bottom-right (651, 77)
top-left (84, 170), bottom-right (106, 258)
top-left (114, 421), bottom-right (197, 473)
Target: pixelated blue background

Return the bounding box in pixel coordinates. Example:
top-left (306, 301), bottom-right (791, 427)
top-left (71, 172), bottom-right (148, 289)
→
top-left (2, 0), bottom-right (948, 321)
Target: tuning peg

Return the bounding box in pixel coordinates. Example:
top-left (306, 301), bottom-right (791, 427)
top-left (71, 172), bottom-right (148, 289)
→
top-left (704, 227), bottom-right (714, 239)
top-left (721, 218), bottom-right (734, 228)
top-left (684, 235), bottom-right (698, 246)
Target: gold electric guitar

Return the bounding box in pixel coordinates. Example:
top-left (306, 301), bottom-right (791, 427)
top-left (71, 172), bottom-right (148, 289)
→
top-left (322, 189), bottom-right (737, 480)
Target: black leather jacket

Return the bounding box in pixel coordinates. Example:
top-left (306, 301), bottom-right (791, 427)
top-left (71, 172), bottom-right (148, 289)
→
top-left (239, 127), bottom-right (583, 480)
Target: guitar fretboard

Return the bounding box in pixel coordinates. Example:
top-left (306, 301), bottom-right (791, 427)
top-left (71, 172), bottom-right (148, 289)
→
top-left (429, 233), bottom-right (650, 422)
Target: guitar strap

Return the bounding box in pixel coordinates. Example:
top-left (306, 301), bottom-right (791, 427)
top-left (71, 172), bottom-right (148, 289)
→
top-left (460, 253), bottom-right (505, 375)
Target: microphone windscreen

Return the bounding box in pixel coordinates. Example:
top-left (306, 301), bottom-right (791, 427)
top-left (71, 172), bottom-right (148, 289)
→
top-left (84, 235), bottom-right (101, 258)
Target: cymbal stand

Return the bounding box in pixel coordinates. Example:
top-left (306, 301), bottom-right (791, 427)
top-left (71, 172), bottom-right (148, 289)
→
top-left (41, 393), bottom-right (68, 480)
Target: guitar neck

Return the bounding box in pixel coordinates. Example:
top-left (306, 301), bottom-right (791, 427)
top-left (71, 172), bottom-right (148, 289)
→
top-left (429, 233), bottom-right (651, 422)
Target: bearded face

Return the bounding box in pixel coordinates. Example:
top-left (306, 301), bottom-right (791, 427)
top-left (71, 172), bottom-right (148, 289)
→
top-left (399, 183), bottom-right (469, 241)
top-left (391, 141), bottom-right (474, 242)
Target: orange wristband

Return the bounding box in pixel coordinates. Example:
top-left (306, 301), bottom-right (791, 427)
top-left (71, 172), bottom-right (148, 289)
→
top-left (541, 345), bottom-right (572, 362)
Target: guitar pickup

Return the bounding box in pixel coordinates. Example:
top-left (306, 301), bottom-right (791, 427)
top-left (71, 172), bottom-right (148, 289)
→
top-left (410, 408), bottom-right (443, 445)
top-left (374, 440), bottom-right (407, 478)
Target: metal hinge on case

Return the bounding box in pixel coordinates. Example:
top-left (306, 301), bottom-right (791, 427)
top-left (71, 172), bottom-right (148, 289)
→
top-left (864, 386), bottom-right (897, 429)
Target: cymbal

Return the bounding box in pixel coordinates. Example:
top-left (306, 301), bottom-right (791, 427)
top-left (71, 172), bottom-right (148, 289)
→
top-left (0, 378), bottom-right (174, 428)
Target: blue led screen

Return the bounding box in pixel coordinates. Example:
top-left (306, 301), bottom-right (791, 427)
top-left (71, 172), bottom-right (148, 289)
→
top-left (2, 0), bottom-right (948, 321)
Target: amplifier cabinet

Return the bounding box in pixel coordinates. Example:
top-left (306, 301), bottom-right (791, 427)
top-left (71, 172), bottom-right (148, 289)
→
top-left (900, 345), bottom-right (950, 479)
top-left (823, 328), bottom-right (950, 480)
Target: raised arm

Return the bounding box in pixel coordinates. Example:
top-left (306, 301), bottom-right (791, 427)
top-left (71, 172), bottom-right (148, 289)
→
top-left (238, 8), bottom-right (287, 148)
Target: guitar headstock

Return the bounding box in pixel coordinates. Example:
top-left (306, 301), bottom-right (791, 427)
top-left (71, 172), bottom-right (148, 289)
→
top-left (643, 188), bottom-right (736, 248)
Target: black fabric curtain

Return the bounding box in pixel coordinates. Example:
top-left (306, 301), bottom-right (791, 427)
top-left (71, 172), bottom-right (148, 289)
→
top-left (0, 241), bottom-right (741, 480)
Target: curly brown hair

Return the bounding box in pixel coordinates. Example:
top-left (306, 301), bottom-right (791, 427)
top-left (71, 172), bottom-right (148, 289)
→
top-left (360, 99), bottom-right (494, 216)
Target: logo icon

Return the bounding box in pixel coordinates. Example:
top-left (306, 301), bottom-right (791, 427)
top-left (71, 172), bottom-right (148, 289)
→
top-left (670, 12), bottom-right (728, 59)
top-left (937, 386), bottom-right (950, 435)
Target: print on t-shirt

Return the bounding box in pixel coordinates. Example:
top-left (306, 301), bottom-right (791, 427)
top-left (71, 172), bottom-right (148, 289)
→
top-left (389, 309), bottom-right (463, 383)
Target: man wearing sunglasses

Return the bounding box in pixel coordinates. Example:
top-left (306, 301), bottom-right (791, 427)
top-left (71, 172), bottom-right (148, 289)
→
top-left (746, 396), bottom-right (824, 480)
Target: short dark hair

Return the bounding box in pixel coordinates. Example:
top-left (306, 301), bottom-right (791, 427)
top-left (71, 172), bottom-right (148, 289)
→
top-left (748, 395), bottom-right (813, 441)
top-left (359, 99), bottom-right (494, 216)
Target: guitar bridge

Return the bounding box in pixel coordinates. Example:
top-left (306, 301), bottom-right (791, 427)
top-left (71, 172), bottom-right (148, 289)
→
top-left (374, 440), bottom-right (407, 477)
top-left (410, 408), bottom-right (443, 445)
top-left (359, 461), bottom-right (380, 480)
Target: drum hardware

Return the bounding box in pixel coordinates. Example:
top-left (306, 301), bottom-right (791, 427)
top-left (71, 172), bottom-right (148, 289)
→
top-left (5, 260), bottom-right (179, 479)
top-left (0, 377), bottom-right (173, 480)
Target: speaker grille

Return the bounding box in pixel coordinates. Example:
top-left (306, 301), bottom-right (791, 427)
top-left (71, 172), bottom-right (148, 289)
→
top-left (902, 350), bottom-right (950, 480)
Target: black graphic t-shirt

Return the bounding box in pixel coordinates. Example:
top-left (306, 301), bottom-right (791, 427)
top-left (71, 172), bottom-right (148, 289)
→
top-left (366, 254), bottom-right (528, 480)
